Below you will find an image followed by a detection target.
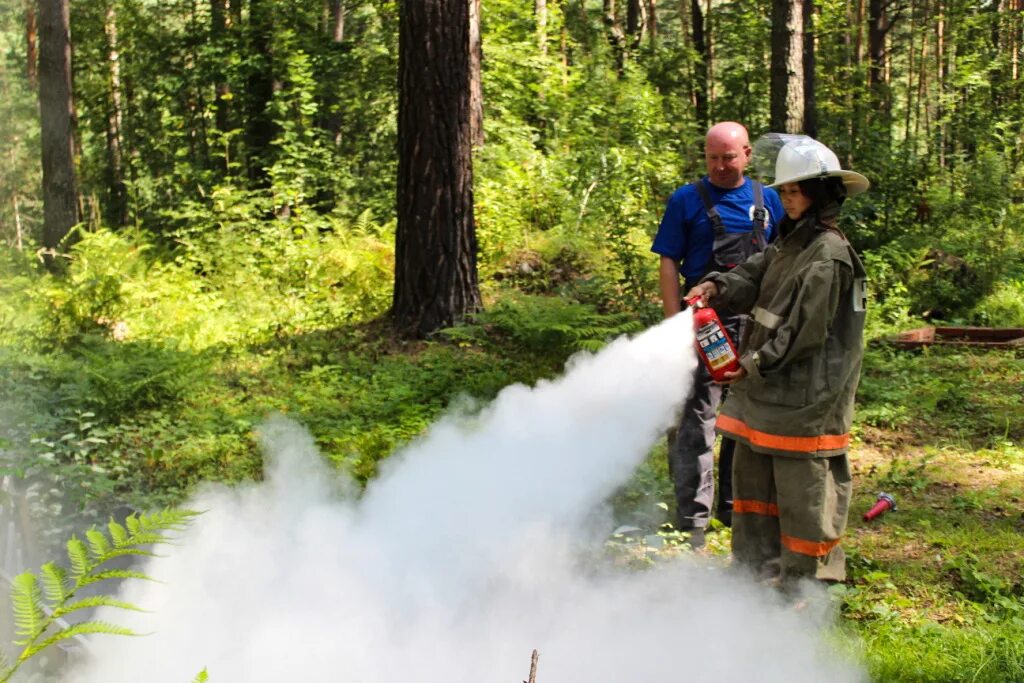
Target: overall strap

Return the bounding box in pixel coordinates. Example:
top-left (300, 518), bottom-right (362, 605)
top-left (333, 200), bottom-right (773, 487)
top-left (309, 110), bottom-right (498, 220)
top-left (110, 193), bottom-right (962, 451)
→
top-left (751, 180), bottom-right (767, 249)
top-left (693, 180), bottom-right (725, 237)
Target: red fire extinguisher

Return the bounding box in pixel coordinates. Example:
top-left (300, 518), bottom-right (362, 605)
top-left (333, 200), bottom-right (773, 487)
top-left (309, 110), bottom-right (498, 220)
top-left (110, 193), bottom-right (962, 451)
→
top-left (686, 296), bottom-right (740, 382)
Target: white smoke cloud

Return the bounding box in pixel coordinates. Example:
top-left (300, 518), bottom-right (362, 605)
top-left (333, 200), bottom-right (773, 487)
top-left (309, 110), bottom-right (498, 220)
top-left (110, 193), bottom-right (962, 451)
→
top-left (66, 314), bottom-right (865, 683)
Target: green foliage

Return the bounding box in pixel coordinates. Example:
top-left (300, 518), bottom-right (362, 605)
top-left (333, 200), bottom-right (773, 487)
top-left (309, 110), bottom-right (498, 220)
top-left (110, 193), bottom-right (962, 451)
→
top-left (63, 341), bottom-right (208, 419)
top-left (945, 553), bottom-right (1024, 615)
top-left (972, 279), bottom-right (1024, 327)
top-left (0, 509), bottom-right (197, 683)
top-left (445, 292), bottom-right (643, 356)
top-left (857, 346), bottom-right (1024, 448)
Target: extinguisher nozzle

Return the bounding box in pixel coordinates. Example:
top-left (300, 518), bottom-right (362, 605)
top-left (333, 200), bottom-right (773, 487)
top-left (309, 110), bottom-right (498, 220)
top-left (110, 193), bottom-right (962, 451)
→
top-left (863, 492), bottom-right (897, 522)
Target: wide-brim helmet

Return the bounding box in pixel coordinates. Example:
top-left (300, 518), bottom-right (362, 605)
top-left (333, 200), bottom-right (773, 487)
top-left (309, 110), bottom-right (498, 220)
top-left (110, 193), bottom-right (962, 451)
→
top-left (752, 134), bottom-right (870, 197)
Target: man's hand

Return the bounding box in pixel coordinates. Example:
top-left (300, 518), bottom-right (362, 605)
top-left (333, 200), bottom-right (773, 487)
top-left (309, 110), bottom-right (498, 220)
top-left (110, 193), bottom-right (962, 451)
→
top-left (684, 281), bottom-right (718, 305)
top-left (715, 366), bottom-right (747, 385)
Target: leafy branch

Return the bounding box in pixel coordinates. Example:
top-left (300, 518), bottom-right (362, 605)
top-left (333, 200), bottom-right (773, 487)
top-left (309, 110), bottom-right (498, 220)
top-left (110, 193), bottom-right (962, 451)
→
top-left (0, 508), bottom-right (198, 682)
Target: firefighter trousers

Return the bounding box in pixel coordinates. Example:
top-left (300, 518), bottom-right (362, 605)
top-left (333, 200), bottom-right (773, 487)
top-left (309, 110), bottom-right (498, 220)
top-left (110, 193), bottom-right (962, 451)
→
top-left (730, 442), bottom-right (851, 582)
top-left (667, 353), bottom-right (735, 530)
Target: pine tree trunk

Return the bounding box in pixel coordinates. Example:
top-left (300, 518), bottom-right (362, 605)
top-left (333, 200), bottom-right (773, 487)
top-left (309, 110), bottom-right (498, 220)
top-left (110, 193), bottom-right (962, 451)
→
top-left (245, 0), bottom-right (277, 182)
top-left (536, 0), bottom-right (547, 55)
top-left (329, 0), bottom-right (346, 42)
top-left (393, 0), bottom-right (481, 338)
top-left (38, 0), bottom-right (79, 257)
top-left (705, 0), bottom-right (714, 110)
top-left (647, 0), bottom-right (657, 45)
top-left (603, 0), bottom-right (626, 75)
top-left (691, 0), bottom-right (708, 127)
top-left (25, 1), bottom-right (37, 87)
top-left (936, 0), bottom-right (945, 167)
top-left (470, 0), bottom-right (484, 147)
top-left (104, 1), bottom-right (128, 225)
top-left (803, 0), bottom-right (817, 138)
top-left (771, 0), bottom-right (804, 133)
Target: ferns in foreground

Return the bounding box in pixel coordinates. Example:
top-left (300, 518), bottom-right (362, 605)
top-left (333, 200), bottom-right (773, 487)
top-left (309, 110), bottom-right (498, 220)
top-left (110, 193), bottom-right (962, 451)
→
top-left (0, 508), bottom-right (198, 682)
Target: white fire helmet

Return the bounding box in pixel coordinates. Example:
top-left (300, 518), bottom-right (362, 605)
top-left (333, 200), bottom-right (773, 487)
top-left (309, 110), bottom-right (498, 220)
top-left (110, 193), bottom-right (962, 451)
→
top-left (752, 134), bottom-right (870, 197)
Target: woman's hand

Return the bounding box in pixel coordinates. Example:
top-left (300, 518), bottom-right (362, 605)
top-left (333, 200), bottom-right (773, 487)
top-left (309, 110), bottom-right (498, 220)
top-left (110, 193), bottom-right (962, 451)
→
top-left (684, 281), bottom-right (718, 305)
top-left (715, 366), bottom-right (747, 385)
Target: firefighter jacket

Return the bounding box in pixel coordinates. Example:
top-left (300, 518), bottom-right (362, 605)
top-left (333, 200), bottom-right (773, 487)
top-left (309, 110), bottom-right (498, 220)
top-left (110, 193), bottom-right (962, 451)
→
top-left (701, 206), bottom-right (867, 458)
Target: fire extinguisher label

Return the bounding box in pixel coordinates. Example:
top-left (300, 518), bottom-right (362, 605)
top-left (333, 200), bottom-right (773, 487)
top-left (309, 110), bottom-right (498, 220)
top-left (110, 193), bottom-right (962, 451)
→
top-left (697, 323), bottom-right (736, 370)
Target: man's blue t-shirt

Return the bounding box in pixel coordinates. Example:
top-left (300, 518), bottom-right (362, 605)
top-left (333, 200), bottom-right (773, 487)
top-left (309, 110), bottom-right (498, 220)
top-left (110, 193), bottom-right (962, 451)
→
top-left (651, 177), bottom-right (785, 281)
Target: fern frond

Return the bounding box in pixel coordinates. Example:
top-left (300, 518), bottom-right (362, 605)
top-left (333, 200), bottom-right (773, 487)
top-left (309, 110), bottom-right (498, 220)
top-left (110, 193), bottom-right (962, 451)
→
top-left (77, 568), bottom-right (151, 589)
top-left (19, 621), bottom-right (138, 663)
top-left (1, 506), bottom-right (198, 682)
top-left (108, 519), bottom-right (129, 546)
top-left (192, 667), bottom-right (209, 683)
top-left (39, 562), bottom-right (68, 605)
top-left (86, 528), bottom-right (112, 559)
top-left (67, 537), bottom-right (89, 582)
top-left (121, 532), bottom-right (165, 547)
top-left (10, 573), bottom-right (45, 644)
top-left (53, 595), bottom-right (145, 620)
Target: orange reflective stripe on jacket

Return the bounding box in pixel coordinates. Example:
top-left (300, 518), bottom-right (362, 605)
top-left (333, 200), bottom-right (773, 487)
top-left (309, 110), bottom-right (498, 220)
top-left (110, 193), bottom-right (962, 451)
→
top-left (781, 534), bottom-right (841, 557)
top-left (733, 499), bottom-right (779, 517)
top-left (716, 414), bottom-right (850, 454)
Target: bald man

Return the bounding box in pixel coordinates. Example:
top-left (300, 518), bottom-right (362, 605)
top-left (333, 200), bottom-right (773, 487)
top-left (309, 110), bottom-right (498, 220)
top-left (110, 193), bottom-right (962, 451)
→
top-left (651, 122), bottom-right (784, 548)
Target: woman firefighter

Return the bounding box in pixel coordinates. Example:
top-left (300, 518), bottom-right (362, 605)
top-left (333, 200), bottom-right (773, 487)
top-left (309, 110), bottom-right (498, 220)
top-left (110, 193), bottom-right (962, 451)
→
top-left (685, 135), bottom-right (870, 587)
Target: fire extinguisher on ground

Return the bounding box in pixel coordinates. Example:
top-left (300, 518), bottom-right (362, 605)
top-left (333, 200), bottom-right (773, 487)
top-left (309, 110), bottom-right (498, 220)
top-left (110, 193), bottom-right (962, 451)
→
top-left (686, 296), bottom-right (741, 382)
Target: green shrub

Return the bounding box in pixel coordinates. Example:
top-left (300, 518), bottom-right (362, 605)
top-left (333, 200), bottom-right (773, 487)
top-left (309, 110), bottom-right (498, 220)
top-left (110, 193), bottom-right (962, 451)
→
top-left (445, 291), bottom-right (643, 356)
top-left (59, 340), bottom-right (208, 420)
top-left (972, 279), bottom-right (1024, 327)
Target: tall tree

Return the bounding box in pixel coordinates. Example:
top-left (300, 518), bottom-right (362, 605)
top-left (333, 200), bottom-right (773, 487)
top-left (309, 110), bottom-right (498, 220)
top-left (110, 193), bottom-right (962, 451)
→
top-left (690, 0), bottom-right (709, 128)
top-left (103, 1), bottom-right (127, 225)
top-left (37, 0), bottom-right (80, 255)
top-left (603, 0), bottom-right (626, 75)
top-left (770, 0), bottom-right (805, 132)
top-left (328, 0), bottom-right (346, 42)
top-left (25, 0), bottom-right (37, 87)
top-left (393, 0), bottom-right (481, 338)
top-left (470, 0), bottom-right (484, 147)
top-left (245, 0), bottom-right (277, 182)
top-left (803, 0), bottom-right (817, 137)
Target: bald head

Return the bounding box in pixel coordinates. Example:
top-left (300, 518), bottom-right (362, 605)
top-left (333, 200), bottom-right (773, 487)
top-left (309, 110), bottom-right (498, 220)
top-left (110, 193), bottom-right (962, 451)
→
top-left (704, 121), bottom-right (751, 189)
top-left (706, 121), bottom-right (750, 148)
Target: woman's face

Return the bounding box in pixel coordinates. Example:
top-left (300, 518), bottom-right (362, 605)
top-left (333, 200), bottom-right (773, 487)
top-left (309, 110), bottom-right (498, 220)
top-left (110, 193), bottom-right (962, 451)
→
top-left (779, 182), bottom-right (812, 220)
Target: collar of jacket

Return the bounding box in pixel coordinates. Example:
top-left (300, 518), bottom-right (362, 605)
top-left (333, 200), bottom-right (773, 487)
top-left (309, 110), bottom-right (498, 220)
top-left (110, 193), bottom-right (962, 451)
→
top-left (781, 202), bottom-right (841, 249)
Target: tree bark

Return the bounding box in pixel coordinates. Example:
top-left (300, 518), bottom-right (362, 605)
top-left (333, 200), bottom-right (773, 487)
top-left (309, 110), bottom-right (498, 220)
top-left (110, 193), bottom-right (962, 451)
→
top-left (104, 1), bottom-right (128, 225)
top-left (470, 0), bottom-right (484, 147)
top-left (705, 0), bottom-right (714, 109)
top-left (647, 0), bottom-right (657, 45)
top-left (37, 0), bottom-right (80, 256)
top-left (603, 0), bottom-right (626, 75)
top-left (771, 0), bottom-right (804, 133)
top-left (691, 0), bottom-right (708, 127)
top-left (803, 0), bottom-right (817, 137)
top-left (211, 0), bottom-right (232, 148)
top-left (936, 0), bottom-right (945, 167)
top-left (329, 0), bottom-right (346, 42)
top-left (867, 0), bottom-right (886, 91)
top-left (626, 0), bottom-right (644, 47)
top-left (25, 1), bottom-right (37, 87)
top-left (245, 0), bottom-right (277, 182)
top-left (536, 0), bottom-right (547, 55)
top-left (393, 0), bottom-right (481, 338)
